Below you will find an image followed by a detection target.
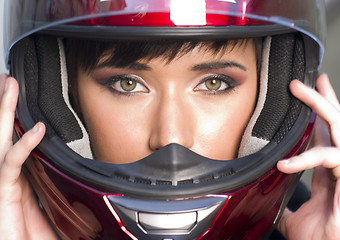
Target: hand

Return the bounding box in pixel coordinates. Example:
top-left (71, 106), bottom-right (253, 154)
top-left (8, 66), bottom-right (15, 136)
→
top-left (0, 74), bottom-right (56, 240)
top-left (277, 74), bottom-right (340, 239)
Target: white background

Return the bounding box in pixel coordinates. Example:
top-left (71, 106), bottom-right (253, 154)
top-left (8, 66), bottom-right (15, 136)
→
top-left (0, 0), bottom-right (6, 73)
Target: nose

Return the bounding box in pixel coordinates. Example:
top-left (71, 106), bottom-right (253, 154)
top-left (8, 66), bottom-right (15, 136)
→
top-left (149, 91), bottom-right (194, 151)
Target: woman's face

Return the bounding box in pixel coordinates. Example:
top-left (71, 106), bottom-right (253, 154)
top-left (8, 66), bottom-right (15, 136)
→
top-left (77, 40), bottom-right (258, 163)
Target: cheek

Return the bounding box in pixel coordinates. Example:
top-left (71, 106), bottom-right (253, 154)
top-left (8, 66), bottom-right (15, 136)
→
top-left (193, 103), bottom-right (254, 160)
top-left (86, 113), bottom-right (146, 163)
top-left (193, 85), bottom-right (257, 160)
top-left (79, 90), bottom-right (154, 163)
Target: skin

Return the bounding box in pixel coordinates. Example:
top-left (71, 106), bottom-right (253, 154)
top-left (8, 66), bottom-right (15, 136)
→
top-left (77, 41), bottom-right (258, 163)
top-left (0, 75), bottom-right (56, 239)
top-left (0, 60), bottom-right (340, 239)
top-left (277, 76), bottom-right (340, 239)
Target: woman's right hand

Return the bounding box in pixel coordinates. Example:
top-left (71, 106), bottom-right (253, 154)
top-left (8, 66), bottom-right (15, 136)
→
top-left (0, 74), bottom-right (57, 240)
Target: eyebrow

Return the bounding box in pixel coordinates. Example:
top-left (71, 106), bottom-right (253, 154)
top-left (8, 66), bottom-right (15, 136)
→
top-left (95, 60), bottom-right (246, 72)
top-left (192, 61), bottom-right (247, 71)
top-left (95, 62), bottom-right (151, 71)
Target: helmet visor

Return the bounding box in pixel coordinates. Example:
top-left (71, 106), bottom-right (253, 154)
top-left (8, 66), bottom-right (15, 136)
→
top-left (4, 0), bottom-right (326, 67)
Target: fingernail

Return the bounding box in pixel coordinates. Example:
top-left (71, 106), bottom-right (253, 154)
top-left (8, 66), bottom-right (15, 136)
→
top-left (32, 123), bottom-right (41, 133)
top-left (279, 159), bottom-right (290, 165)
top-left (4, 78), bottom-right (9, 92)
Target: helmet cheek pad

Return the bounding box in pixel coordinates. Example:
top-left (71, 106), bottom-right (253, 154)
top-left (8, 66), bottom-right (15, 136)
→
top-left (239, 33), bottom-right (306, 157)
top-left (15, 32), bottom-right (308, 159)
top-left (15, 35), bottom-right (93, 159)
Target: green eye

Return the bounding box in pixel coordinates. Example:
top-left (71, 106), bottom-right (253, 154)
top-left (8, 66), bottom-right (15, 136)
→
top-left (120, 79), bottom-right (137, 91)
top-left (205, 79), bottom-right (221, 91)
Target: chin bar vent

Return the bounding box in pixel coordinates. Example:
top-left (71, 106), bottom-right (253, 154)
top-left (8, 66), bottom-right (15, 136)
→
top-left (107, 195), bottom-right (228, 240)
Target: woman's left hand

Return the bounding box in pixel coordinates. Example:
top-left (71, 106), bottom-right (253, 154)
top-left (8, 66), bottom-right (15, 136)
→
top-left (277, 74), bottom-right (340, 239)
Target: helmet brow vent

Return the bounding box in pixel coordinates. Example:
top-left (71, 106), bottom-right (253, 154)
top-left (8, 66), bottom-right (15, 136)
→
top-left (155, 180), bottom-right (173, 185)
top-left (110, 167), bottom-right (235, 187)
top-left (178, 179), bottom-right (194, 185)
top-left (133, 177), bottom-right (152, 185)
top-left (218, 168), bottom-right (236, 178)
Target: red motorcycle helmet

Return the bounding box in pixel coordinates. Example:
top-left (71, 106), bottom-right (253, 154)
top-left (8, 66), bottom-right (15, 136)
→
top-left (4, 0), bottom-right (325, 239)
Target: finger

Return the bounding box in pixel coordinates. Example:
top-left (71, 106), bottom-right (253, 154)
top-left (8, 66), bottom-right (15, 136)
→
top-left (290, 79), bottom-right (339, 124)
top-left (332, 166), bottom-right (340, 179)
top-left (333, 179), bottom-right (340, 217)
top-left (310, 116), bottom-right (331, 147)
top-left (290, 80), bottom-right (340, 147)
top-left (0, 77), bottom-right (18, 159)
top-left (276, 208), bottom-right (292, 239)
top-left (0, 74), bottom-right (9, 99)
top-left (316, 73), bottom-right (340, 110)
top-left (277, 146), bottom-right (340, 175)
top-left (0, 122), bottom-right (45, 187)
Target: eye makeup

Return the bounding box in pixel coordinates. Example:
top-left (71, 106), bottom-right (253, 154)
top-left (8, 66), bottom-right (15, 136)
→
top-left (194, 73), bottom-right (241, 95)
top-left (98, 74), bottom-right (149, 96)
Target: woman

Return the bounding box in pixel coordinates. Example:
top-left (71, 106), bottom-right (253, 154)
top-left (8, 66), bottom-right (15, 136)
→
top-left (1, 0), bottom-right (339, 239)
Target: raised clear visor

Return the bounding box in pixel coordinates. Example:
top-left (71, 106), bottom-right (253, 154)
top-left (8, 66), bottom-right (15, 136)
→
top-left (3, 0), bottom-right (325, 68)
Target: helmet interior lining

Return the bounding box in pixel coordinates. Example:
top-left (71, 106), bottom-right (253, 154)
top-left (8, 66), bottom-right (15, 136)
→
top-left (22, 33), bottom-right (305, 160)
top-left (57, 38), bottom-right (93, 158)
top-left (238, 36), bottom-right (271, 157)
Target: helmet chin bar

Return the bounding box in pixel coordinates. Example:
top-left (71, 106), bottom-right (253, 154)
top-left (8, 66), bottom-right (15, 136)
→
top-left (18, 124), bottom-right (308, 240)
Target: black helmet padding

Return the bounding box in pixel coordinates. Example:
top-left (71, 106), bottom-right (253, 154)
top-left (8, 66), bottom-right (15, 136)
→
top-left (20, 35), bottom-right (93, 158)
top-left (239, 33), bottom-right (305, 156)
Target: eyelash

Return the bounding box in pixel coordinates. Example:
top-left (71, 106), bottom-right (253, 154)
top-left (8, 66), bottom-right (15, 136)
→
top-left (194, 74), bottom-right (239, 95)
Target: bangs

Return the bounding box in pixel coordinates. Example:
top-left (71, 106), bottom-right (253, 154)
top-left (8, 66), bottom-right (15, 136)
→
top-left (65, 38), bottom-right (261, 73)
